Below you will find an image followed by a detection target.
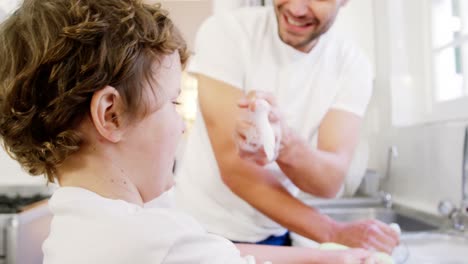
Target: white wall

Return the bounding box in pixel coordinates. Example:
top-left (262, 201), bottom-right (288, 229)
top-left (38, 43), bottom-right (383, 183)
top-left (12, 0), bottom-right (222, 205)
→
top-left (384, 122), bottom-right (466, 214)
top-left (0, 148), bottom-right (46, 185)
top-left (212, 0), bottom-right (256, 13)
top-left (160, 0), bottom-right (213, 51)
top-left (368, 0), bottom-right (464, 214)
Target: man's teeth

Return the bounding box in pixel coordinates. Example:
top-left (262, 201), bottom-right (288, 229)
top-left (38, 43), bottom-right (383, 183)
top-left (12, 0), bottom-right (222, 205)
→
top-left (286, 16), bottom-right (309, 27)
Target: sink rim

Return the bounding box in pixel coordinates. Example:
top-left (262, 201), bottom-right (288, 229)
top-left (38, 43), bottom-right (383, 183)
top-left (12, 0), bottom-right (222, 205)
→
top-left (305, 197), bottom-right (383, 208)
top-left (316, 203), bottom-right (445, 232)
top-left (402, 231), bottom-right (468, 242)
top-left (319, 204), bottom-right (442, 221)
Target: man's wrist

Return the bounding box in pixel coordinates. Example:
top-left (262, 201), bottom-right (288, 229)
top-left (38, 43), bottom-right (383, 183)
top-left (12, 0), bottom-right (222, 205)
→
top-left (276, 127), bottom-right (299, 166)
top-left (302, 212), bottom-right (342, 243)
top-left (322, 215), bottom-right (343, 243)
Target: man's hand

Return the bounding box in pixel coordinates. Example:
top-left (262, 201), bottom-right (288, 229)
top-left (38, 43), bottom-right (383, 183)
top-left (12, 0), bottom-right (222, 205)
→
top-left (234, 91), bottom-right (290, 166)
top-left (331, 220), bottom-right (400, 254)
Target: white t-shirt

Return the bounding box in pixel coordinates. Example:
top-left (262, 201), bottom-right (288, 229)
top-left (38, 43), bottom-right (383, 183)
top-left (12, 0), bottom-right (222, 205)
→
top-left (42, 187), bottom-right (255, 264)
top-left (175, 7), bottom-right (373, 243)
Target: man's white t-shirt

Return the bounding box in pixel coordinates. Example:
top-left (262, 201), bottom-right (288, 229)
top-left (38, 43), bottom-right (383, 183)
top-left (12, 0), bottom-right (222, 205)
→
top-left (175, 7), bottom-right (373, 243)
top-left (42, 187), bottom-right (254, 264)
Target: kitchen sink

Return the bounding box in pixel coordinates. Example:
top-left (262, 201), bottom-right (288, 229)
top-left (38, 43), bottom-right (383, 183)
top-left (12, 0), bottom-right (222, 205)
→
top-left (400, 233), bottom-right (468, 264)
top-left (303, 197), bottom-right (442, 233)
top-left (293, 198), bottom-right (468, 263)
top-left (298, 198), bottom-right (468, 263)
top-left (320, 207), bottom-right (440, 232)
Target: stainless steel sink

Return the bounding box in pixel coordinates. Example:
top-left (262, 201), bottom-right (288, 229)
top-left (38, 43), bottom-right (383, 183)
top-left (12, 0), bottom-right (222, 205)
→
top-left (304, 197), bottom-right (442, 233)
top-left (400, 233), bottom-right (468, 264)
top-left (302, 198), bottom-right (468, 263)
top-left (320, 207), bottom-right (440, 232)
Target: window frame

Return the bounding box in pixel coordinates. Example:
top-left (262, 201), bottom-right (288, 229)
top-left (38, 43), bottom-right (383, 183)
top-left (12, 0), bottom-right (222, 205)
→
top-left (426, 0), bottom-right (468, 123)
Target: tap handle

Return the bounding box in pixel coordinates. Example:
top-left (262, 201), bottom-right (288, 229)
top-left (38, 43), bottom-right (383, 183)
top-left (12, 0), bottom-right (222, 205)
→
top-left (379, 191), bottom-right (393, 208)
top-left (462, 200), bottom-right (468, 216)
top-left (438, 200), bottom-right (456, 217)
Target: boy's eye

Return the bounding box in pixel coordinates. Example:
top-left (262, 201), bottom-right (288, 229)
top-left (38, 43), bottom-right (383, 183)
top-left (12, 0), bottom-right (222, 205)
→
top-left (172, 101), bottom-right (182, 105)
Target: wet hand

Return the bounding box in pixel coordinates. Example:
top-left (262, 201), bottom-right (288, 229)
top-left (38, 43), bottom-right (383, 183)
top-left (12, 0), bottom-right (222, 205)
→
top-left (234, 91), bottom-right (286, 166)
top-left (332, 219), bottom-right (400, 254)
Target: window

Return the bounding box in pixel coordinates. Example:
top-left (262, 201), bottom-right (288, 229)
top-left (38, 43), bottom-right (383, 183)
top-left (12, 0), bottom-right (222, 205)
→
top-left (432, 0), bottom-right (468, 102)
top-left (375, 0), bottom-right (468, 125)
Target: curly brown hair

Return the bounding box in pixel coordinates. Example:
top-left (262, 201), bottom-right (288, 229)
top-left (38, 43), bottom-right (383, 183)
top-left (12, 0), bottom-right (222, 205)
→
top-left (0, 0), bottom-right (189, 182)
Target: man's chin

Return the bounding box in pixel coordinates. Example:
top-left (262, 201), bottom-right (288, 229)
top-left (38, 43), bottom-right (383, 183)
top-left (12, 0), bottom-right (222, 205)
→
top-left (280, 35), bottom-right (309, 49)
top-left (280, 29), bottom-right (323, 51)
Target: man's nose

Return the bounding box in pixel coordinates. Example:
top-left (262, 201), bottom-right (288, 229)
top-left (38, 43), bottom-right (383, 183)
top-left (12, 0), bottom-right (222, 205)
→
top-left (288, 0), bottom-right (309, 17)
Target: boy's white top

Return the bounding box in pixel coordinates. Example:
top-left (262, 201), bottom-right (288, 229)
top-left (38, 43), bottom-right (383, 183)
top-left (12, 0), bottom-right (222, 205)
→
top-left (43, 187), bottom-right (253, 264)
top-left (175, 7), bottom-right (373, 242)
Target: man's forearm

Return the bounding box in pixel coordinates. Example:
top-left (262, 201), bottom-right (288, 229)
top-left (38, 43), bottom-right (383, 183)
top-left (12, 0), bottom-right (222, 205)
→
top-left (224, 160), bottom-right (339, 243)
top-left (276, 132), bottom-right (348, 198)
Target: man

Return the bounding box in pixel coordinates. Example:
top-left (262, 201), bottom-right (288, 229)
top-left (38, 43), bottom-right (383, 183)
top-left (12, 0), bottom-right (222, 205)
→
top-left (175, 0), bottom-right (399, 253)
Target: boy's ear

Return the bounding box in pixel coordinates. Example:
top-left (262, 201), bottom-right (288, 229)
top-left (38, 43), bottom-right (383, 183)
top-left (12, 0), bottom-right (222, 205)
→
top-left (89, 86), bottom-right (125, 143)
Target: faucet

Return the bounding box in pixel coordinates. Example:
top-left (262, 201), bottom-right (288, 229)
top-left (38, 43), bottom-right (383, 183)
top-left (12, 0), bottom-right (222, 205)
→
top-left (462, 126), bottom-right (468, 216)
top-left (379, 191), bottom-right (393, 209)
top-left (438, 126), bottom-right (468, 231)
top-left (438, 200), bottom-right (465, 231)
top-left (375, 146), bottom-right (398, 208)
top-left (384, 145), bottom-right (399, 182)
